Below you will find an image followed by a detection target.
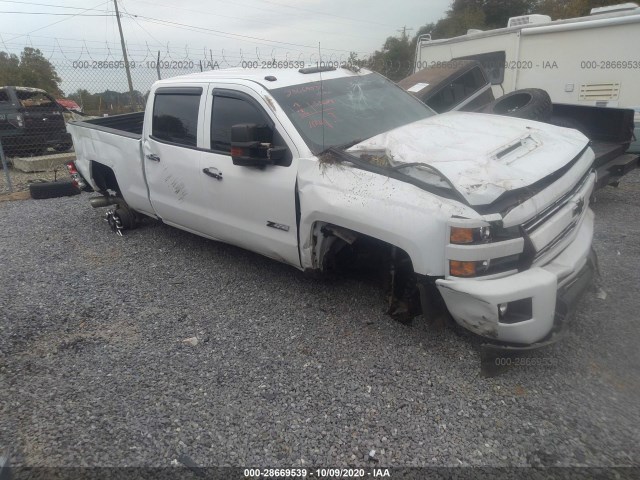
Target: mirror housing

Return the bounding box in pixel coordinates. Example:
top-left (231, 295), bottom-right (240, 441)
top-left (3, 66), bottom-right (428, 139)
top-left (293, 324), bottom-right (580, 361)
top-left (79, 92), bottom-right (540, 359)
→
top-left (231, 123), bottom-right (287, 167)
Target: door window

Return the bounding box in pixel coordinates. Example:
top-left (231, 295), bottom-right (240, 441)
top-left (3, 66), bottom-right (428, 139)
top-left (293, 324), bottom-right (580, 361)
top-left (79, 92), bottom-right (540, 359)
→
top-left (210, 96), bottom-right (268, 153)
top-left (152, 93), bottom-right (200, 147)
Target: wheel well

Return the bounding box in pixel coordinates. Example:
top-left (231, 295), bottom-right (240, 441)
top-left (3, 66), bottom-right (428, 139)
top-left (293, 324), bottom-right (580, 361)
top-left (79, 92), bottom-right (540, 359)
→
top-left (311, 222), bottom-right (447, 324)
top-left (90, 161), bottom-right (120, 193)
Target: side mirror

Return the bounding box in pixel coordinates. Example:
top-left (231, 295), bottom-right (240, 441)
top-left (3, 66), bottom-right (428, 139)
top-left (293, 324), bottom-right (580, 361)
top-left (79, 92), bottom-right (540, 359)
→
top-left (230, 123), bottom-right (287, 167)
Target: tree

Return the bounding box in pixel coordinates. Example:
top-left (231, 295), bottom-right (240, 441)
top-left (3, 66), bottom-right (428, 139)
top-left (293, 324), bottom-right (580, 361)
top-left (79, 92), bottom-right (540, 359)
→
top-left (536, 0), bottom-right (627, 19)
top-left (0, 47), bottom-right (63, 95)
top-left (0, 52), bottom-right (21, 87)
top-left (18, 47), bottom-right (62, 96)
top-left (367, 30), bottom-right (415, 81)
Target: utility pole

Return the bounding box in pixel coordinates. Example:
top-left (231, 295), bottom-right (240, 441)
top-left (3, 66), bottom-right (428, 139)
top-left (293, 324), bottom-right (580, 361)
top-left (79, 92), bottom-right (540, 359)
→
top-left (113, 0), bottom-right (135, 109)
top-left (397, 26), bottom-right (413, 39)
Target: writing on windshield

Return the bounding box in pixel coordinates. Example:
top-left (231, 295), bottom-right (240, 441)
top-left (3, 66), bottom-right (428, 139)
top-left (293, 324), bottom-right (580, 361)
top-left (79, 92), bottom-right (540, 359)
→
top-left (270, 73), bottom-right (434, 153)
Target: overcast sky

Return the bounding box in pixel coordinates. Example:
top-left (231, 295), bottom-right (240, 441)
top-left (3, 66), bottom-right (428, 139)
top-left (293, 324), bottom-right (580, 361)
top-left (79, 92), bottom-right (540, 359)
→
top-left (0, 0), bottom-right (451, 94)
top-left (0, 0), bottom-right (451, 60)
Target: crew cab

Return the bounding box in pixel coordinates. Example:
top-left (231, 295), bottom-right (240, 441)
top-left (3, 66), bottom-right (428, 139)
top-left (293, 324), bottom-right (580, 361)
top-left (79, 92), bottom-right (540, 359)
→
top-left (0, 86), bottom-right (73, 156)
top-left (67, 67), bottom-right (598, 349)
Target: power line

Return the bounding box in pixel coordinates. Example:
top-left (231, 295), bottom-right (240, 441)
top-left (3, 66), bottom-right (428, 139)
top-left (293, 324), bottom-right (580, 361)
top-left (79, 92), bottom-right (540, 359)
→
top-left (128, 0), bottom-right (386, 41)
top-left (5, 0), bottom-right (111, 42)
top-left (0, 0), bottom-right (108, 10)
top-left (131, 13), bottom-right (368, 54)
top-left (0, 11), bottom-right (111, 15)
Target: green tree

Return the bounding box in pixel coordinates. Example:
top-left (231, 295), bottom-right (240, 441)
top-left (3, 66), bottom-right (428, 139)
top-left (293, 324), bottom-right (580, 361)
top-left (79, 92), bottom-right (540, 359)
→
top-left (536, 0), bottom-right (628, 19)
top-left (0, 51), bottom-right (21, 86)
top-left (367, 30), bottom-right (415, 81)
top-left (18, 47), bottom-right (63, 96)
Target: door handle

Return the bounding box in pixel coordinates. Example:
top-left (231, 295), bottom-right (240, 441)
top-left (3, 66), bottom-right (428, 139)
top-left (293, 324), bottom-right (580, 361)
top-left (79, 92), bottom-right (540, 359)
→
top-left (146, 153), bottom-right (160, 162)
top-left (202, 167), bottom-right (223, 180)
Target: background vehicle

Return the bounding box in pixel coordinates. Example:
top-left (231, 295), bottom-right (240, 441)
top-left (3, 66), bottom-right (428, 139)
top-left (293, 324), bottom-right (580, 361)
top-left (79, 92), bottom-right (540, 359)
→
top-left (0, 86), bottom-right (73, 156)
top-left (414, 3), bottom-right (640, 152)
top-left (399, 61), bottom-right (639, 190)
top-left (67, 67), bottom-right (598, 349)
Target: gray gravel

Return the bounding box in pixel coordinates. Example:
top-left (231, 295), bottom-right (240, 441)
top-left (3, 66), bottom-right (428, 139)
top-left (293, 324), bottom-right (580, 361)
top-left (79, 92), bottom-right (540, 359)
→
top-left (1, 170), bottom-right (639, 468)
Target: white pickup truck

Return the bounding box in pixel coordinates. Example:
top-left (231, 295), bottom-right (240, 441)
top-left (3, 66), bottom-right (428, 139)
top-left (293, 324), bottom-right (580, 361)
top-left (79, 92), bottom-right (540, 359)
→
top-left (67, 66), bottom-right (597, 349)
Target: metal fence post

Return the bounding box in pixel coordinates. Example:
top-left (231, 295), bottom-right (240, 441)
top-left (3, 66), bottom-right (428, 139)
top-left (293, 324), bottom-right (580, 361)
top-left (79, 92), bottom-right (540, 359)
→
top-left (0, 139), bottom-right (13, 193)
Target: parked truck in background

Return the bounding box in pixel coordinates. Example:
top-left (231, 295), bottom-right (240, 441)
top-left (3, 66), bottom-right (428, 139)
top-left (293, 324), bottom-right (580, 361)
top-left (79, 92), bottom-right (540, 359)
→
top-left (414, 3), bottom-right (640, 152)
top-left (67, 66), bottom-right (598, 350)
top-left (0, 86), bottom-right (73, 156)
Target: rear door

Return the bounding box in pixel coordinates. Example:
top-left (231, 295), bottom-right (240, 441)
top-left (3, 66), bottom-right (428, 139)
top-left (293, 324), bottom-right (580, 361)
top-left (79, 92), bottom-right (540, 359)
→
top-left (142, 85), bottom-right (210, 232)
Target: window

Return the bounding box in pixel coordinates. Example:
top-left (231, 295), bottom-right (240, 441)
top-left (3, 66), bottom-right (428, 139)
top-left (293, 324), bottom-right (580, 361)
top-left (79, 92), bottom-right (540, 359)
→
top-left (453, 51), bottom-right (506, 85)
top-left (0, 89), bottom-right (9, 103)
top-left (16, 90), bottom-right (57, 109)
top-left (211, 96), bottom-right (268, 153)
top-left (152, 93), bottom-right (200, 147)
top-left (426, 67), bottom-right (489, 113)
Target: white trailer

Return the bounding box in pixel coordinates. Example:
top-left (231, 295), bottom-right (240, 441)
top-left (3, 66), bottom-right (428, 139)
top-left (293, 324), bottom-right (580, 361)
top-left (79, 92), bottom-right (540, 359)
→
top-left (414, 3), bottom-right (640, 151)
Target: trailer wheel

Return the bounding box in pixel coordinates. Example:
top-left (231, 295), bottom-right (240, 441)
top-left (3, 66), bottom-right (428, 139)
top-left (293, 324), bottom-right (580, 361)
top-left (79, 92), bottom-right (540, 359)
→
top-left (483, 88), bottom-right (552, 122)
top-left (29, 179), bottom-right (81, 199)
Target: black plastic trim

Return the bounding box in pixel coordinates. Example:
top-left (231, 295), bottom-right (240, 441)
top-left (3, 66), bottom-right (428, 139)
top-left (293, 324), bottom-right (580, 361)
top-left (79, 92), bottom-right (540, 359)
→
top-left (155, 86), bottom-right (203, 95)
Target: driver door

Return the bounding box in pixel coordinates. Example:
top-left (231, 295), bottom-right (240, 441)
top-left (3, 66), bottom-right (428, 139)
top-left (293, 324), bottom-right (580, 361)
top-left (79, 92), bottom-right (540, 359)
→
top-left (199, 85), bottom-right (300, 268)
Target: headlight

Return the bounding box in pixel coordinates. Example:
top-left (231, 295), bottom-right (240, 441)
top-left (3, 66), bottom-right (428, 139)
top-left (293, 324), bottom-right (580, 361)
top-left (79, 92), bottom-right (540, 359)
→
top-left (450, 226), bottom-right (490, 244)
top-left (450, 225), bottom-right (520, 245)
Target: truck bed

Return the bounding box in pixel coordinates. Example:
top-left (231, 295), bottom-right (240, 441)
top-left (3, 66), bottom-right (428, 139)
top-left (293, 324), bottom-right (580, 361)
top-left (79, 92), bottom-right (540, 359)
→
top-left (71, 111), bottom-right (145, 138)
top-left (67, 113), bottom-right (154, 216)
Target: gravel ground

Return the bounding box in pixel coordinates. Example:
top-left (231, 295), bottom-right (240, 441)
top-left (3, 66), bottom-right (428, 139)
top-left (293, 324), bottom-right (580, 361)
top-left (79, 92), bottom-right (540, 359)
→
top-left (1, 170), bottom-right (639, 469)
top-left (0, 163), bottom-right (69, 195)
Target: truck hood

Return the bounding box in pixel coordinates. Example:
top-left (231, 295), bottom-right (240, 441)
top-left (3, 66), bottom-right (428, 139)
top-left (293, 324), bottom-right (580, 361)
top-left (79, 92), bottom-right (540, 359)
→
top-left (347, 112), bottom-right (590, 206)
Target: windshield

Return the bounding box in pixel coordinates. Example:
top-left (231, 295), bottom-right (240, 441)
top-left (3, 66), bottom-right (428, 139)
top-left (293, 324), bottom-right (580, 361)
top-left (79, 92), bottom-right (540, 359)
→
top-left (270, 72), bottom-right (435, 154)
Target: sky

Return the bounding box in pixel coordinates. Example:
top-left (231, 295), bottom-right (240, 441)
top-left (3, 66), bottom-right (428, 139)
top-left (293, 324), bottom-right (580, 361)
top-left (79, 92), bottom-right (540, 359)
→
top-left (0, 0), bottom-right (452, 95)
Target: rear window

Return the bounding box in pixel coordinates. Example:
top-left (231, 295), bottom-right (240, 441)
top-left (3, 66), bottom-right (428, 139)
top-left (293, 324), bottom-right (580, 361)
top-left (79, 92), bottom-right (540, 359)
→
top-left (453, 51), bottom-right (506, 85)
top-left (16, 90), bottom-right (57, 109)
top-left (0, 89), bottom-right (9, 103)
top-left (152, 93), bottom-right (200, 147)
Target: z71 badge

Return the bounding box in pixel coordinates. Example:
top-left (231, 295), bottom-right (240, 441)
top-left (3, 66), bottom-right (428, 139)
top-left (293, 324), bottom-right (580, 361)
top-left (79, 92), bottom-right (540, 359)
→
top-left (266, 221), bottom-right (290, 232)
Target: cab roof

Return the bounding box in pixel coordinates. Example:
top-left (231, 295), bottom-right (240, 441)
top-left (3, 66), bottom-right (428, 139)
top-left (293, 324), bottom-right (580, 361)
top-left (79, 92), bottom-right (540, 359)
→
top-left (153, 66), bottom-right (374, 90)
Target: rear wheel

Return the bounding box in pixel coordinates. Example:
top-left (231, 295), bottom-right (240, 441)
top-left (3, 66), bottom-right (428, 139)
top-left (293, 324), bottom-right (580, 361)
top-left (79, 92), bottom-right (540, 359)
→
top-left (483, 88), bottom-right (552, 122)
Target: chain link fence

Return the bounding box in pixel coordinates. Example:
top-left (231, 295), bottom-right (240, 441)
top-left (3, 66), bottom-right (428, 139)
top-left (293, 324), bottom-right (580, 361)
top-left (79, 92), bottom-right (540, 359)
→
top-left (0, 48), bottom-right (412, 194)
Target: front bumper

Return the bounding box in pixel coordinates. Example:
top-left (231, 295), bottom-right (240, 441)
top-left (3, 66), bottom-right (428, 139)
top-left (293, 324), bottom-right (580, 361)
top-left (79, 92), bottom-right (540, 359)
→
top-left (436, 208), bottom-right (595, 346)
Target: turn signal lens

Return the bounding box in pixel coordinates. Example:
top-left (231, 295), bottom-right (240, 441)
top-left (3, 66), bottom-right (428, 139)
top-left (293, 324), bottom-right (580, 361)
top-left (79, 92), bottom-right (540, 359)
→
top-left (450, 227), bottom-right (474, 244)
top-left (449, 260), bottom-right (477, 277)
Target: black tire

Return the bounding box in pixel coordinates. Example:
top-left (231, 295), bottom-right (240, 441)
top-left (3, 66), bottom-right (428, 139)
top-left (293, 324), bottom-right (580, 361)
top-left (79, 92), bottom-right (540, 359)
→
top-left (483, 88), bottom-right (552, 122)
top-left (53, 142), bottom-right (73, 152)
top-left (29, 179), bottom-right (81, 199)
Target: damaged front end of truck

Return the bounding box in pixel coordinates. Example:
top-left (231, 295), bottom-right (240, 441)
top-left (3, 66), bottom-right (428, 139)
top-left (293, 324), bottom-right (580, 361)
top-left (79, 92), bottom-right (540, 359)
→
top-left (301, 111), bottom-right (598, 360)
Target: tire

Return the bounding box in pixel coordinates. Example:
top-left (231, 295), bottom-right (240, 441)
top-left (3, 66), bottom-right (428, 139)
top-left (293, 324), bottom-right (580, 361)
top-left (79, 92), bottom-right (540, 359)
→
top-left (53, 142), bottom-right (73, 153)
top-left (483, 88), bottom-right (552, 122)
top-left (29, 179), bottom-right (81, 199)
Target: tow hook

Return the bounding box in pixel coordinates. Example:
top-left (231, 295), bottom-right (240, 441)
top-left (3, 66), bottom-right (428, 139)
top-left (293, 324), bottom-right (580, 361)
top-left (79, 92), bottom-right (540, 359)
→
top-left (105, 208), bottom-right (124, 236)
